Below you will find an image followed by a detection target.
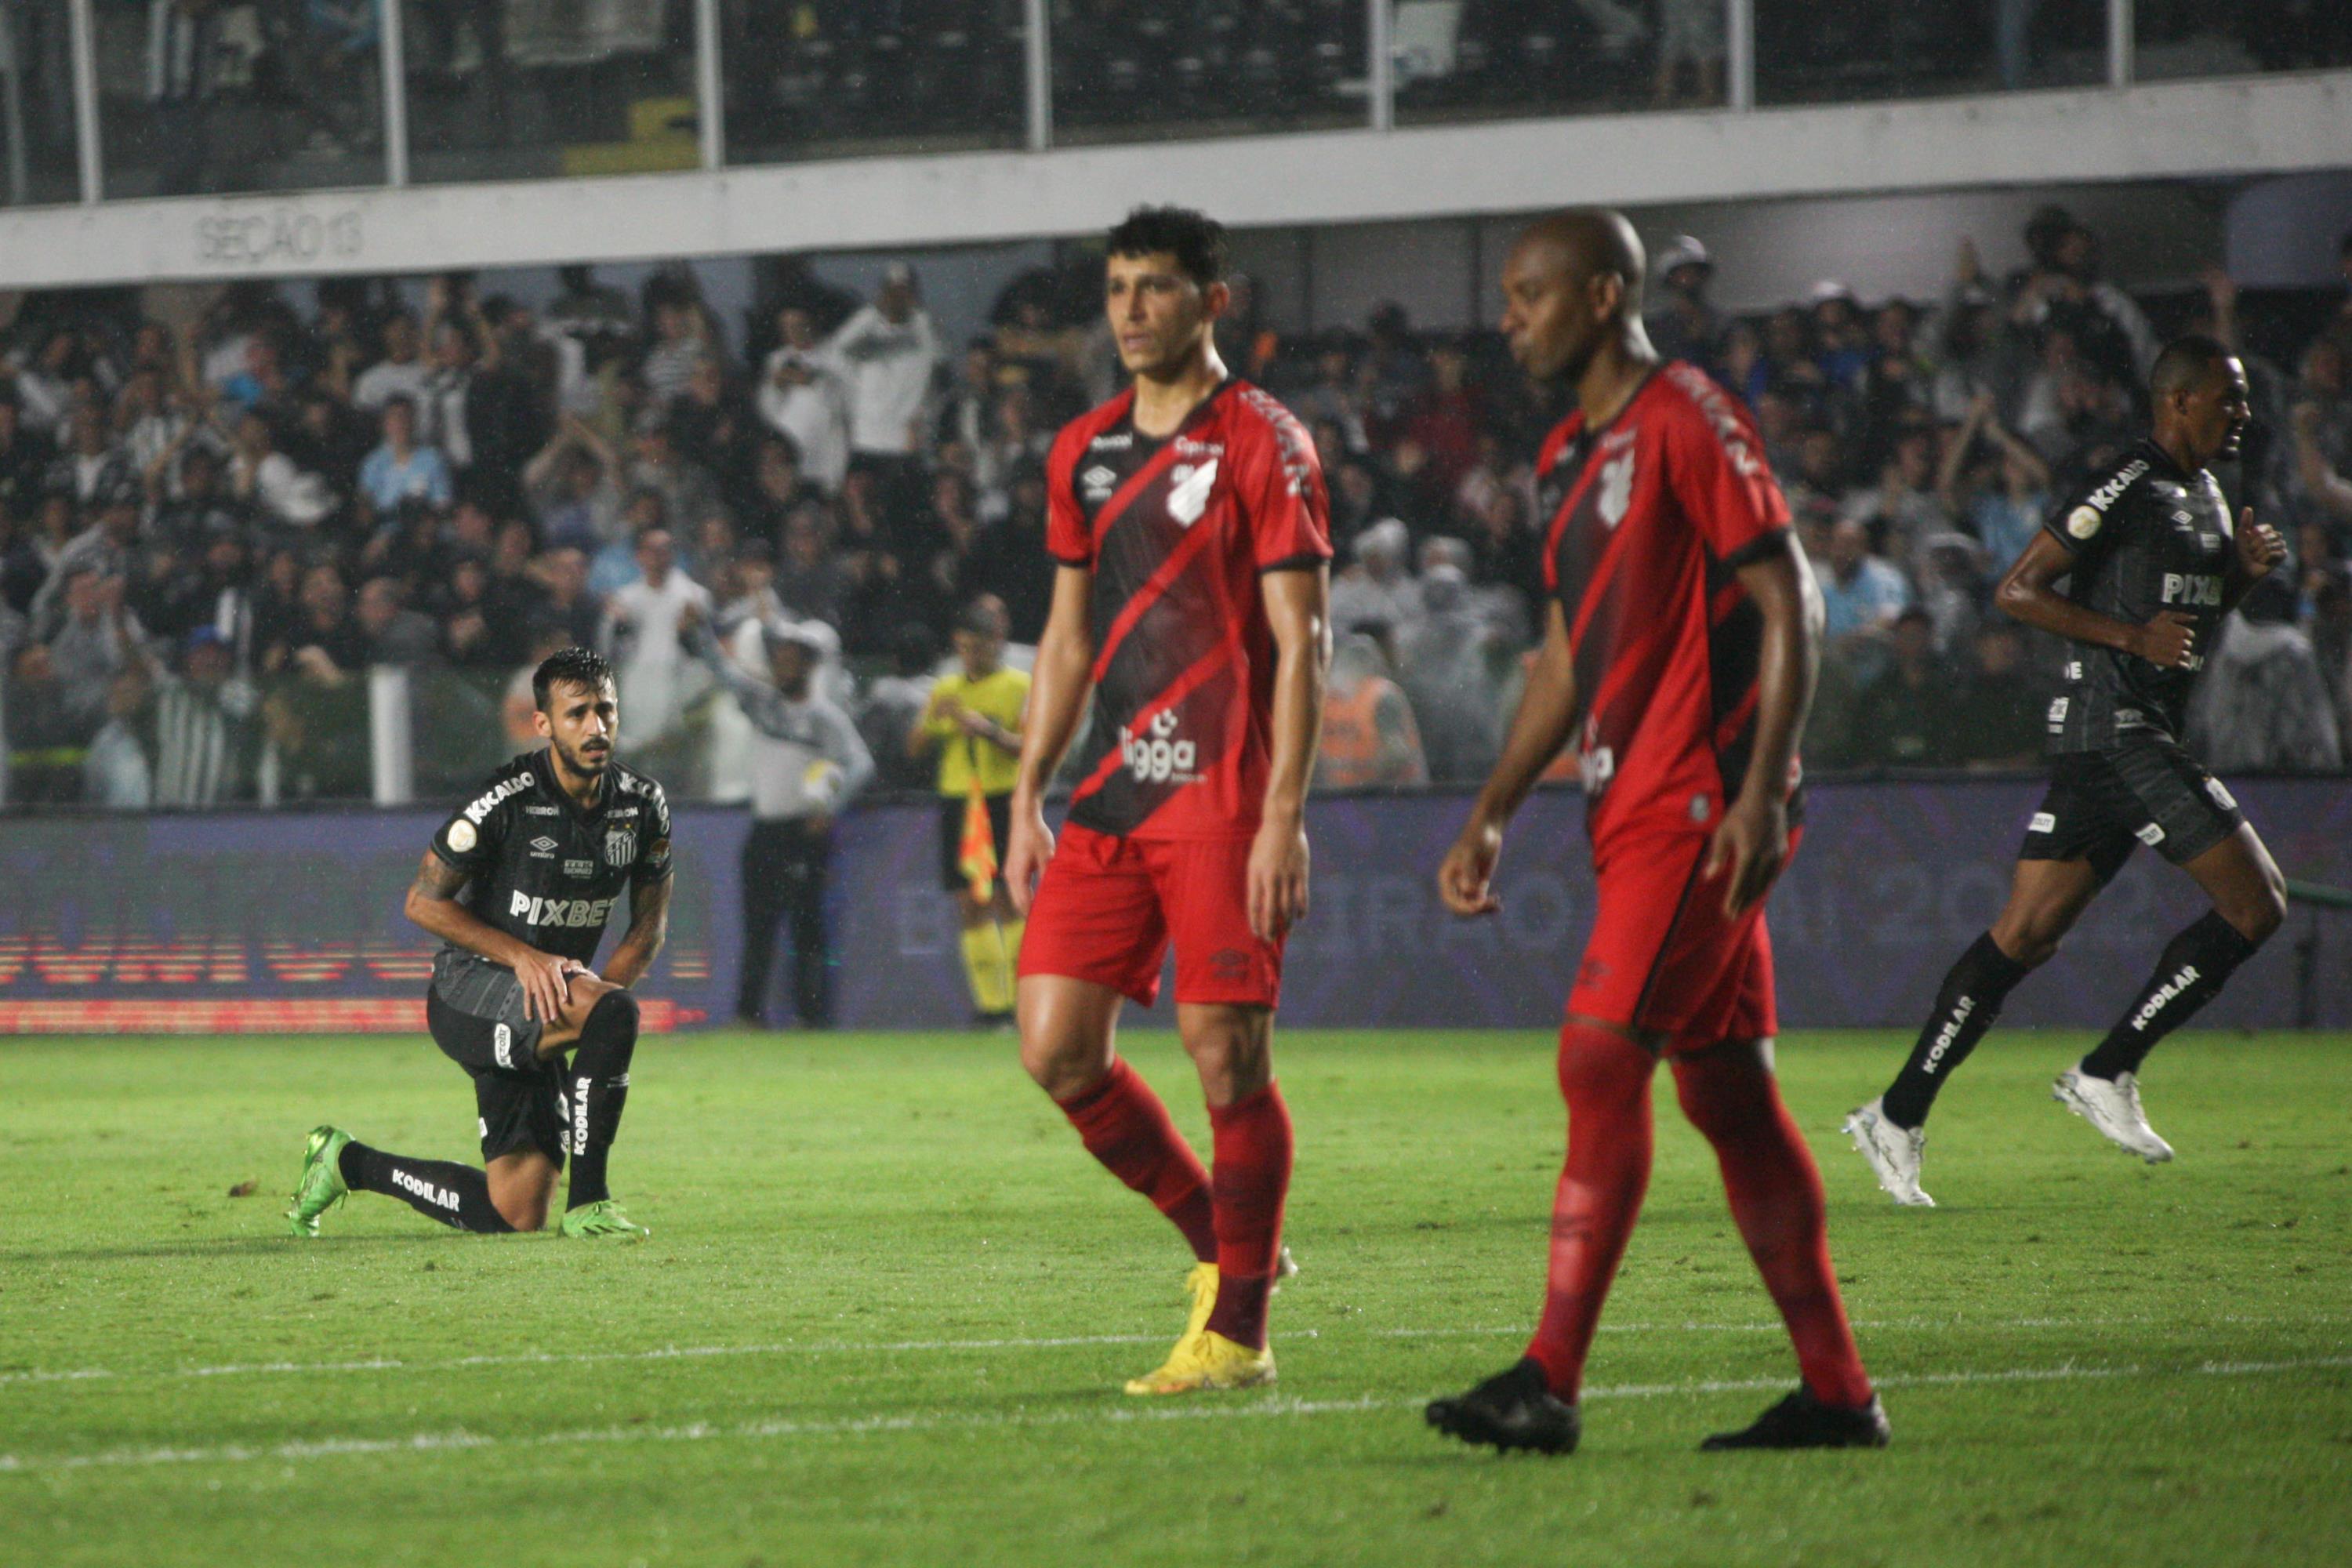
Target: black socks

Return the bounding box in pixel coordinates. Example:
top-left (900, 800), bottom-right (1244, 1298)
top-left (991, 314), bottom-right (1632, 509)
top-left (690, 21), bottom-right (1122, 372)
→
top-left (337, 1141), bottom-right (515, 1234)
top-left (564, 990), bottom-right (640, 1210)
top-left (2079, 911), bottom-right (2260, 1083)
top-left (1880, 932), bottom-right (2031, 1130)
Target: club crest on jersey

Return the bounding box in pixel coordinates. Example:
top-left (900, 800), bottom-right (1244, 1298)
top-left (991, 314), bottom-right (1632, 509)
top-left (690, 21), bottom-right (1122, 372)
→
top-left (1168, 457), bottom-right (1220, 526)
top-left (1598, 452), bottom-right (1636, 528)
top-left (445, 818), bottom-right (477, 854)
top-left (604, 826), bottom-right (637, 868)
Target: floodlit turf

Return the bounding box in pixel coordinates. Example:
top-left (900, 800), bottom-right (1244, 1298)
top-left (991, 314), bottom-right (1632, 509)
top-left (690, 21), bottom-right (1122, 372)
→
top-left (1, 1028), bottom-right (2346, 1567)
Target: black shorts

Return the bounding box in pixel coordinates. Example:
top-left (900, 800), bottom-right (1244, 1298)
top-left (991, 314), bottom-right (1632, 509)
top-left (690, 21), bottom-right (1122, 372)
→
top-left (938, 793), bottom-right (1014, 892)
top-left (426, 957), bottom-right (567, 1167)
top-left (2020, 736), bottom-right (2246, 884)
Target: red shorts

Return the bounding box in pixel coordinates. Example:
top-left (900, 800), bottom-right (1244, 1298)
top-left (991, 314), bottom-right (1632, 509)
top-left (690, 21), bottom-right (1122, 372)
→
top-left (1016, 824), bottom-right (1283, 1008)
top-left (1566, 826), bottom-right (1798, 1051)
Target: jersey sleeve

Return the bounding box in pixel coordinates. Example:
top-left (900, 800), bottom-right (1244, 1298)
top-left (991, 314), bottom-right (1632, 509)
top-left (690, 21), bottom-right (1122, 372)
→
top-left (1666, 379), bottom-right (1791, 565)
top-left (430, 774), bottom-right (511, 876)
top-left (1237, 401), bottom-right (1333, 572)
top-left (2041, 457), bottom-right (2143, 571)
top-left (633, 783), bottom-right (674, 884)
top-left (1044, 422), bottom-right (1094, 569)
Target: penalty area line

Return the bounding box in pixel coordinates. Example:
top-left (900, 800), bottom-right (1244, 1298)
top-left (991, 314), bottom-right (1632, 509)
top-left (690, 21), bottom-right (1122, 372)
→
top-left (2, 1355), bottom-right (2347, 1476)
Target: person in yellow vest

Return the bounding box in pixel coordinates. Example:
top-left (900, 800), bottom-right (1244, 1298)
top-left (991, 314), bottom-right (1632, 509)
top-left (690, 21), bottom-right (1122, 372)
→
top-left (911, 595), bottom-right (1031, 1025)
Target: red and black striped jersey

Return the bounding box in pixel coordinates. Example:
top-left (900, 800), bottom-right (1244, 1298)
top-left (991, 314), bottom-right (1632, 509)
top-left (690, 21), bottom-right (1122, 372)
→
top-left (1045, 379), bottom-right (1332, 840)
top-left (1537, 361), bottom-right (1797, 848)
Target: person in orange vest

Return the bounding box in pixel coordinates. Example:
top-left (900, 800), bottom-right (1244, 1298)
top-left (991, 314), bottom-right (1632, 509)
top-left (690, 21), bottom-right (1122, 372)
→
top-left (1316, 633), bottom-right (1428, 790)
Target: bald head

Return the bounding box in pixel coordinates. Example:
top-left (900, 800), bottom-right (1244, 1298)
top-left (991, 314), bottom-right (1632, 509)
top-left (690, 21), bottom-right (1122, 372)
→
top-left (1500, 209), bottom-right (1653, 386)
top-left (1515, 210), bottom-right (1647, 314)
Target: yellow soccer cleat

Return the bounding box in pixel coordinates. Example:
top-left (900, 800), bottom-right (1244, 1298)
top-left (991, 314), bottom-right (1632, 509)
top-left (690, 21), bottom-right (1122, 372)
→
top-left (1182, 1261), bottom-right (1219, 1340)
top-left (1122, 1330), bottom-right (1276, 1396)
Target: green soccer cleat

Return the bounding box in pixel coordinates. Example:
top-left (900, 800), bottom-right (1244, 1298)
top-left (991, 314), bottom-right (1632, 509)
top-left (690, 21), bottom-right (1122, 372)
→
top-left (285, 1125), bottom-right (353, 1238)
top-left (560, 1200), bottom-right (649, 1240)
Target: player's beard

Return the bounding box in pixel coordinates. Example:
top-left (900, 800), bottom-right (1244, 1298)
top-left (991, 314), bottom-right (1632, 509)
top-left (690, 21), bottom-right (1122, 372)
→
top-left (558, 736), bottom-right (612, 778)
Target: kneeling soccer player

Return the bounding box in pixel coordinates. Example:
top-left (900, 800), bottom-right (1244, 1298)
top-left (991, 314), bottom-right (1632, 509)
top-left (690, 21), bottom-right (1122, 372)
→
top-left (1003, 206), bottom-right (1331, 1396)
top-left (1425, 211), bottom-right (1883, 1455)
top-left (287, 647), bottom-right (672, 1240)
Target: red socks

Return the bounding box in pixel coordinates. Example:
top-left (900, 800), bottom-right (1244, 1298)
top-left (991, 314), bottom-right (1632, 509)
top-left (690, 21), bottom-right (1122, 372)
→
top-left (1055, 1058), bottom-right (1218, 1263)
top-left (1524, 1025), bottom-right (1657, 1400)
top-left (1055, 1063), bottom-right (1292, 1352)
top-left (1671, 1047), bottom-right (1875, 1409)
top-left (1523, 1026), bottom-right (1875, 1410)
top-left (1204, 1083), bottom-right (1293, 1350)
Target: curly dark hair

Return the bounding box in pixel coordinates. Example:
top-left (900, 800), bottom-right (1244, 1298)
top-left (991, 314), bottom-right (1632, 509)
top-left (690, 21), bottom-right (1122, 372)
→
top-left (532, 646), bottom-right (615, 713)
top-left (1106, 205), bottom-right (1228, 288)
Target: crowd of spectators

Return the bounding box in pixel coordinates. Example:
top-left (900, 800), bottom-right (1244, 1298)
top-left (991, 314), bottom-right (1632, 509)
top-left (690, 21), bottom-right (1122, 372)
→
top-left (3, 201), bottom-right (2350, 812)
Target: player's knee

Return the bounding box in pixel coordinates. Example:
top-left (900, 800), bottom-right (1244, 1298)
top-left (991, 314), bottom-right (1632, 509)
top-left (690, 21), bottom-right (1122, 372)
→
top-left (586, 985), bottom-right (641, 1034)
top-left (493, 1192), bottom-right (549, 1232)
top-left (1182, 1018), bottom-right (1269, 1098)
top-left (1991, 910), bottom-right (2067, 969)
top-left (1019, 1030), bottom-right (1103, 1098)
top-left (2221, 884), bottom-right (2285, 948)
top-left (1555, 1023), bottom-right (1650, 1110)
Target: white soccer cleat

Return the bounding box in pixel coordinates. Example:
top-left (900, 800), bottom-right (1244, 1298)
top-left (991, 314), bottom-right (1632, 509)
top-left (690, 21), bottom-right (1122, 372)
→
top-left (2053, 1067), bottom-right (2175, 1163)
top-left (1843, 1098), bottom-right (1934, 1207)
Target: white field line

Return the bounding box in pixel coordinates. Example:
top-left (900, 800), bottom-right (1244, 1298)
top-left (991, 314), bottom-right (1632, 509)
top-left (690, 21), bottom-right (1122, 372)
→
top-left (2, 1312), bottom-right (2340, 1390)
top-left (2, 1355), bottom-right (2347, 1476)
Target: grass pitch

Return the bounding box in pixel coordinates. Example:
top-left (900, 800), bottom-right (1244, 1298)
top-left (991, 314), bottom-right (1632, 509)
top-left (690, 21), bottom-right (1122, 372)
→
top-left (1, 1027), bottom-right (2346, 1567)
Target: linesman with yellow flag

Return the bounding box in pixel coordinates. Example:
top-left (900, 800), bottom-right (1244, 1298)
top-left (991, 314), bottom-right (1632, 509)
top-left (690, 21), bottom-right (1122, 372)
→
top-left (912, 596), bottom-right (1030, 1025)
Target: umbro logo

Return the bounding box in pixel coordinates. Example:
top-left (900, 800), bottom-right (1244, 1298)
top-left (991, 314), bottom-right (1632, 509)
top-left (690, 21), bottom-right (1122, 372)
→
top-left (529, 837), bottom-right (558, 856)
top-left (1082, 464), bottom-right (1117, 501)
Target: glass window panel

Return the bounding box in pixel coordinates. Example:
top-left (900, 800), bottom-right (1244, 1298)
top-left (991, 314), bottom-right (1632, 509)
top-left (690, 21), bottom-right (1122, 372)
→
top-left (0, 1), bottom-right (82, 205)
top-left (2136, 1), bottom-right (2352, 83)
top-left (1051, 0), bottom-right (1365, 147)
top-left (1395, 0), bottom-right (1709, 125)
top-left (406, 0), bottom-right (700, 184)
top-left (96, 0), bottom-right (387, 199)
top-left (1757, 0), bottom-right (2108, 106)
top-left (724, 2), bottom-right (1027, 165)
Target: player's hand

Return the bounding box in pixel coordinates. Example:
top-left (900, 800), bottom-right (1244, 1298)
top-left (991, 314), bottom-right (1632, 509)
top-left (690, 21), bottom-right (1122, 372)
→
top-left (515, 948), bottom-right (575, 1024)
top-left (1247, 816), bottom-right (1311, 942)
top-left (2134, 610), bottom-right (2199, 670)
top-left (1704, 794), bottom-right (1788, 919)
top-left (1003, 800), bottom-right (1054, 917)
top-left (1437, 817), bottom-right (1504, 917)
top-left (2234, 506), bottom-right (2286, 580)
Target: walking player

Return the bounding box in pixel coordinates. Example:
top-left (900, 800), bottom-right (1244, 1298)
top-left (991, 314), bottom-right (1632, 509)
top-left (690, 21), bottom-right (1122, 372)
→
top-left (1426, 211), bottom-right (1884, 1454)
top-left (1004, 206), bottom-right (1330, 1396)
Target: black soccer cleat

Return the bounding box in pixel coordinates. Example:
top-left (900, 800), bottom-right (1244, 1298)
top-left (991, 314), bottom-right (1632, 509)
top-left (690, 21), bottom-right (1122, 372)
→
top-left (1700, 1388), bottom-right (1890, 1451)
top-left (1425, 1358), bottom-right (1581, 1455)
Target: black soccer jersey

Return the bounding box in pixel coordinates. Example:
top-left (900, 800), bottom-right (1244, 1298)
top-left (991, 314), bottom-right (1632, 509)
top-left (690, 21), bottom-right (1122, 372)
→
top-left (2041, 439), bottom-right (2234, 755)
top-left (427, 750), bottom-right (673, 966)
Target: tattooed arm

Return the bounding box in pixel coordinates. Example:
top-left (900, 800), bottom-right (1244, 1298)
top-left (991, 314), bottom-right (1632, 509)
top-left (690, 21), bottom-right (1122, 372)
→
top-left (402, 851), bottom-right (579, 1022)
top-left (601, 873), bottom-right (671, 990)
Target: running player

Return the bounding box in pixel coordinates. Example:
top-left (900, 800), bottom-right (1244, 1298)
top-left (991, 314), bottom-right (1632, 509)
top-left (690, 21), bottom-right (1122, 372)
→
top-left (1004, 205), bottom-right (1330, 1396)
top-left (1846, 336), bottom-right (2288, 1205)
top-left (286, 647), bottom-right (672, 1240)
top-left (1425, 211), bottom-right (1885, 1454)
